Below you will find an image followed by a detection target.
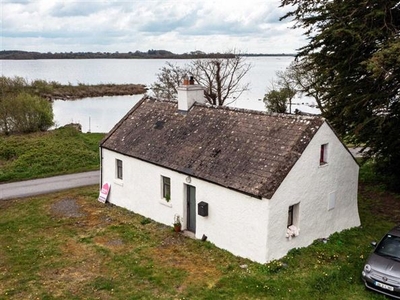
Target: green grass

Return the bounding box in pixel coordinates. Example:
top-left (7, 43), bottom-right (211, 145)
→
top-left (0, 127), bottom-right (104, 182)
top-left (0, 177), bottom-right (397, 299)
top-left (0, 132), bottom-right (397, 299)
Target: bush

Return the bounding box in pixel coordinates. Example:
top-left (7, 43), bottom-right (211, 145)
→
top-left (0, 92), bottom-right (53, 134)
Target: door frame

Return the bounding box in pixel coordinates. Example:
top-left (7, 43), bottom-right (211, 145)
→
top-left (186, 184), bottom-right (196, 233)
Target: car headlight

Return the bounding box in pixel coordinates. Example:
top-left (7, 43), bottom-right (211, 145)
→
top-left (364, 264), bottom-right (371, 273)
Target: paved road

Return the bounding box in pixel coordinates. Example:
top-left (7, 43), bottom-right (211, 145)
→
top-left (0, 171), bottom-right (99, 200)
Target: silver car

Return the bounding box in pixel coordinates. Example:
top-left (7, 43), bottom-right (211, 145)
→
top-left (362, 225), bottom-right (400, 299)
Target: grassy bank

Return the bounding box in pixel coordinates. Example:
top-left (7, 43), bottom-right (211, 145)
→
top-left (0, 127), bottom-right (104, 183)
top-left (0, 168), bottom-right (399, 299)
top-left (40, 82), bottom-right (147, 100)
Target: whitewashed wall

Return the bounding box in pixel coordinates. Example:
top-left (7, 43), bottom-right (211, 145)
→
top-left (101, 148), bottom-right (270, 263)
top-left (265, 122), bottom-right (360, 262)
top-left (101, 121), bottom-right (360, 264)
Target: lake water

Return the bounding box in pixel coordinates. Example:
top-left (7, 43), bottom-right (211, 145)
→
top-left (1, 57), bottom-right (317, 132)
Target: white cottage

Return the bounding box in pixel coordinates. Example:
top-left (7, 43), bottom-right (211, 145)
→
top-left (99, 81), bottom-right (361, 264)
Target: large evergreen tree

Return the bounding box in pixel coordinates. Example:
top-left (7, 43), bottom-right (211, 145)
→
top-left (281, 0), bottom-right (400, 188)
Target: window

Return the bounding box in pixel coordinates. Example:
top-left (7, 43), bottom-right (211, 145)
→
top-left (116, 159), bottom-right (123, 179)
top-left (320, 143), bottom-right (328, 165)
top-left (287, 203), bottom-right (299, 227)
top-left (287, 203), bottom-right (300, 239)
top-left (162, 176), bottom-right (171, 200)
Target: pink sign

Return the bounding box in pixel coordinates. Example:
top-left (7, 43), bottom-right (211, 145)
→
top-left (98, 182), bottom-right (110, 203)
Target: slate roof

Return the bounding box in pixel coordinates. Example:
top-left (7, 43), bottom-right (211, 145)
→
top-left (101, 96), bottom-right (325, 199)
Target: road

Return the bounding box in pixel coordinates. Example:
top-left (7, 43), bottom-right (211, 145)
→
top-left (0, 171), bottom-right (99, 200)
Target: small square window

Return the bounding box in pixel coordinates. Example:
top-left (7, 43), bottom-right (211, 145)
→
top-left (162, 176), bottom-right (171, 200)
top-left (320, 143), bottom-right (328, 165)
top-left (116, 159), bottom-right (123, 179)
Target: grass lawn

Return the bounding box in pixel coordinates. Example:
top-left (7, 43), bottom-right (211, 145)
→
top-left (0, 127), bottom-right (104, 183)
top-left (0, 180), bottom-right (398, 299)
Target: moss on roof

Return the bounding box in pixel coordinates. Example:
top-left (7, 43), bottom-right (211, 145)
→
top-left (101, 96), bottom-right (324, 199)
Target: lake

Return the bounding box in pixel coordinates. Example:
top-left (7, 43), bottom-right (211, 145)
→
top-left (1, 57), bottom-right (316, 132)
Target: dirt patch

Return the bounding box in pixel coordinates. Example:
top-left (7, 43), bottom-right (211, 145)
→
top-left (93, 236), bottom-right (125, 250)
top-left (150, 233), bottom-right (222, 290)
top-left (51, 198), bottom-right (85, 218)
top-left (359, 183), bottom-right (400, 223)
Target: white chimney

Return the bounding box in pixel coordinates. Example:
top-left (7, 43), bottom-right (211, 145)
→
top-left (177, 76), bottom-right (205, 112)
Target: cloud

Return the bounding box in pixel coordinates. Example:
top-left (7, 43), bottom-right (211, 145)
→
top-left (1, 0), bottom-right (305, 53)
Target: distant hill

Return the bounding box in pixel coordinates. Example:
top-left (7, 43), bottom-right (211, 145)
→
top-left (0, 50), bottom-right (295, 60)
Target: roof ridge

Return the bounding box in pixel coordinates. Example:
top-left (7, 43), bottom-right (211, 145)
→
top-left (193, 102), bottom-right (324, 121)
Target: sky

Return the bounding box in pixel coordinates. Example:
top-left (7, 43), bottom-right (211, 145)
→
top-left (1, 0), bottom-right (306, 54)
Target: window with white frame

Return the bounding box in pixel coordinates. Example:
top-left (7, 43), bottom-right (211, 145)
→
top-left (116, 159), bottom-right (123, 179)
top-left (320, 143), bottom-right (328, 165)
top-left (162, 176), bottom-right (171, 201)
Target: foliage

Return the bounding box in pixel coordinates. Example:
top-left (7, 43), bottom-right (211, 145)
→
top-left (0, 127), bottom-right (104, 182)
top-left (270, 60), bottom-right (325, 113)
top-left (264, 67), bottom-right (297, 113)
top-left (0, 76), bottom-right (54, 134)
top-left (280, 0), bottom-right (400, 190)
top-left (173, 214), bottom-right (181, 226)
top-left (263, 87), bottom-right (295, 113)
top-left (151, 51), bottom-right (252, 106)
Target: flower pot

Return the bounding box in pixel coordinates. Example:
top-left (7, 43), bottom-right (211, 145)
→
top-left (174, 224), bottom-right (181, 232)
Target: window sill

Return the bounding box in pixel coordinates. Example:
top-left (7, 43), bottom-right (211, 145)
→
top-left (159, 199), bottom-right (172, 208)
top-left (113, 179), bottom-right (124, 187)
top-left (319, 162), bottom-right (328, 168)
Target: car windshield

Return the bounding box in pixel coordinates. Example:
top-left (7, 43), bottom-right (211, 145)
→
top-left (375, 234), bottom-right (400, 261)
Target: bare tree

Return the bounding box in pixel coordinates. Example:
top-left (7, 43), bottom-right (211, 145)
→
top-left (151, 52), bottom-right (252, 106)
top-left (281, 59), bottom-right (325, 113)
top-left (265, 59), bottom-right (325, 114)
top-left (150, 62), bottom-right (187, 100)
top-left (189, 54), bottom-right (252, 106)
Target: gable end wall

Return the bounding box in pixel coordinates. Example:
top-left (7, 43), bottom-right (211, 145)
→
top-left (265, 122), bottom-right (360, 261)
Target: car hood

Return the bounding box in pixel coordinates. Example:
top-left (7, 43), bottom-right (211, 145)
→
top-left (368, 253), bottom-right (400, 276)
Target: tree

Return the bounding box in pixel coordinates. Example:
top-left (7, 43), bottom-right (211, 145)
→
top-left (263, 86), bottom-right (295, 113)
top-left (151, 62), bottom-right (186, 100)
top-left (151, 52), bottom-right (252, 106)
top-left (0, 76), bottom-right (54, 134)
top-left (264, 67), bottom-right (297, 114)
top-left (273, 59), bottom-right (326, 114)
top-left (189, 55), bottom-right (252, 106)
top-left (280, 0), bottom-right (400, 188)
top-left (263, 88), bottom-right (289, 113)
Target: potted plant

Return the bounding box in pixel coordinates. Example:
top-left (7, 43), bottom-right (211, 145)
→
top-left (173, 214), bottom-right (182, 232)
top-left (165, 193), bottom-right (171, 202)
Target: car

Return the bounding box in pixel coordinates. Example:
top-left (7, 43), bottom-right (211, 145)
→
top-left (362, 225), bottom-right (400, 299)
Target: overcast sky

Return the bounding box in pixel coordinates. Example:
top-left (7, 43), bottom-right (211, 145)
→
top-left (1, 0), bottom-right (305, 54)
